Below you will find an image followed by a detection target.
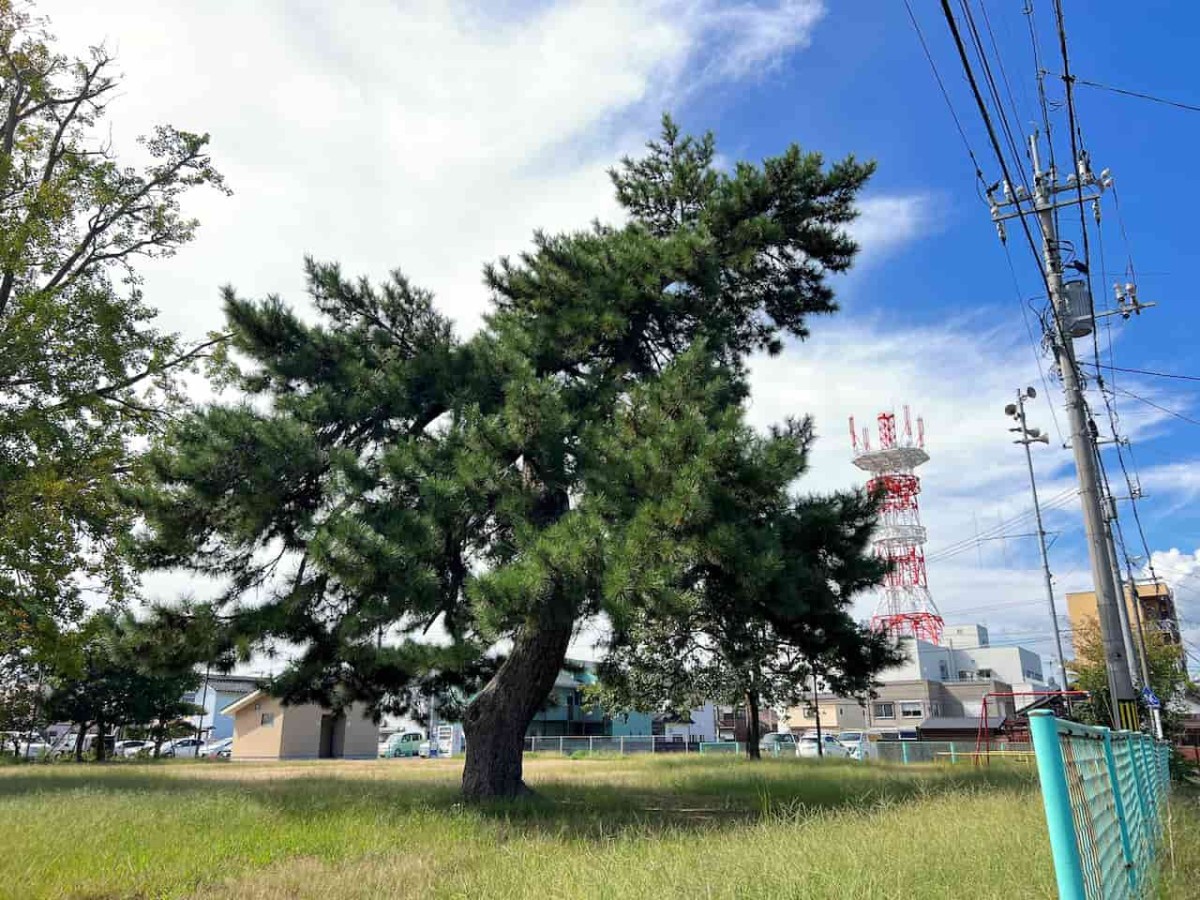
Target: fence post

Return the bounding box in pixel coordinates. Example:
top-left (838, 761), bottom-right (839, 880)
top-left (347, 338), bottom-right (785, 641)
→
top-left (950, 743), bottom-right (957, 765)
top-left (620, 736), bottom-right (625, 755)
top-left (1029, 711), bottom-right (1087, 900)
top-left (901, 742), bottom-right (908, 765)
top-left (1103, 731), bottom-right (1140, 895)
top-left (558, 736), bottom-right (564, 754)
top-left (589, 736), bottom-right (594, 754)
top-left (1127, 734), bottom-right (1155, 859)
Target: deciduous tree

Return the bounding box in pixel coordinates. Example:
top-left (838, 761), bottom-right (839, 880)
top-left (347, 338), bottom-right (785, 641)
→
top-left (0, 2), bottom-right (227, 666)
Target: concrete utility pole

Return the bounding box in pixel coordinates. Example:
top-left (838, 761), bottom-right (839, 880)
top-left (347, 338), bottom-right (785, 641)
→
top-left (1101, 492), bottom-right (1142, 690)
top-left (988, 133), bottom-right (1138, 730)
top-left (1005, 387), bottom-right (1069, 699)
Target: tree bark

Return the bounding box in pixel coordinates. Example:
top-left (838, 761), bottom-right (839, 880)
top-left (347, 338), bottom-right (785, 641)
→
top-left (461, 605), bottom-right (574, 799)
top-left (745, 689), bottom-right (762, 761)
top-left (73, 725), bottom-right (86, 763)
top-left (94, 712), bottom-right (107, 762)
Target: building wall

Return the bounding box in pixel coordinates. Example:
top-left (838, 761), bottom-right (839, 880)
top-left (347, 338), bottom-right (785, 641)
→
top-left (233, 699), bottom-right (378, 760)
top-left (277, 703), bottom-right (322, 759)
top-left (341, 706), bottom-right (381, 759)
top-left (190, 679), bottom-right (257, 741)
top-left (1067, 581), bottom-right (1181, 658)
top-left (784, 700), bottom-right (867, 732)
top-left (610, 711), bottom-right (654, 737)
top-left (232, 695), bottom-right (285, 760)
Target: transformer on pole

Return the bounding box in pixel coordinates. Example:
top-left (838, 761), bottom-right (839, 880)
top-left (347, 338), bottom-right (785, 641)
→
top-left (850, 407), bottom-right (943, 645)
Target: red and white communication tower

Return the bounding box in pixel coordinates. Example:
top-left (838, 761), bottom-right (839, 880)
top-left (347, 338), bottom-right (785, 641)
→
top-left (850, 407), bottom-right (944, 645)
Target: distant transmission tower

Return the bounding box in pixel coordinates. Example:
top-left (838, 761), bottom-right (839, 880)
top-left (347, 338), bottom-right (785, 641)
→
top-left (850, 407), bottom-right (944, 645)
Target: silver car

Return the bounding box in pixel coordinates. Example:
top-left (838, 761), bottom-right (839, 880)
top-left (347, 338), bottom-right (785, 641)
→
top-left (797, 734), bottom-right (853, 759)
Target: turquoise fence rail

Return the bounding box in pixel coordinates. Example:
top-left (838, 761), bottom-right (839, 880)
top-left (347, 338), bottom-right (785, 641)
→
top-left (1028, 710), bottom-right (1171, 899)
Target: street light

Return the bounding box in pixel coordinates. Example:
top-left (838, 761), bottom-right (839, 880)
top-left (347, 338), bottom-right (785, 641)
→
top-left (1006, 388), bottom-right (1069, 701)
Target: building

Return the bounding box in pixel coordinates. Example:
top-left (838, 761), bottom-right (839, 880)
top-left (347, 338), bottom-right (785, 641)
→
top-left (526, 665), bottom-right (651, 737)
top-left (187, 674), bottom-right (260, 741)
top-left (785, 678), bottom-right (1017, 742)
top-left (1066, 579), bottom-right (1181, 657)
top-left (782, 622), bottom-right (1047, 741)
top-left (222, 691), bottom-right (378, 760)
top-left (888, 627), bottom-right (1050, 695)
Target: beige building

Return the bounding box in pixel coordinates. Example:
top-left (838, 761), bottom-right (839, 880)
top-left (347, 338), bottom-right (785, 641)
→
top-left (1066, 579), bottom-right (1180, 658)
top-left (223, 691), bottom-right (379, 761)
top-left (784, 678), bottom-right (1018, 741)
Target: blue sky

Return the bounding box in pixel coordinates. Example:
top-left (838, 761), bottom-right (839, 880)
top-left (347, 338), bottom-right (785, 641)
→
top-left (42, 1), bottom-right (1200, 676)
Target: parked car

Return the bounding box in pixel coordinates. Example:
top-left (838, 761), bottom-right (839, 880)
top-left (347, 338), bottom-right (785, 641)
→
top-left (418, 736), bottom-right (452, 758)
top-left (199, 737), bottom-right (233, 759)
top-left (113, 740), bottom-right (152, 758)
top-left (160, 737), bottom-right (205, 759)
top-left (0, 731), bottom-right (49, 759)
top-left (383, 731), bottom-right (424, 759)
top-left (798, 734), bottom-right (853, 759)
top-left (836, 731), bottom-right (865, 758)
top-left (50, 733), bottom-right (115, 758)
top-left (760, 732), bottom-right (800, 756)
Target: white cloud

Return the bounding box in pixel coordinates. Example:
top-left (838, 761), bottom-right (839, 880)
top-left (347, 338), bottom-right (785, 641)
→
top-left (39, 0), bottom-right (831, 343)
top-left (42, 1), bottom-right (1103, 670)
top-left (850, 194), bottom-right (935, 257)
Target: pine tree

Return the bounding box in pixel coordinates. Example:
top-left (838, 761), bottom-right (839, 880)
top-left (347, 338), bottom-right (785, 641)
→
top-left (595, 418), bottom-right (900, 759)
top-left (134, 118), bottom-right (876, 797)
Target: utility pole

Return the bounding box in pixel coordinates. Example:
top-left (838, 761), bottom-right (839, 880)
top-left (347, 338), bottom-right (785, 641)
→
top-left (1005, 387), bottom-right (1069, 701)
top-left (1100, 492), bottom-right (1142, 690)
top-left (988, 133), bottom-right (1138, 731)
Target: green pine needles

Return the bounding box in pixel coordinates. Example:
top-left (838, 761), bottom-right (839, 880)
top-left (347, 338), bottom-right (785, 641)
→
top-left (133, 116), bottom-right (889, 797)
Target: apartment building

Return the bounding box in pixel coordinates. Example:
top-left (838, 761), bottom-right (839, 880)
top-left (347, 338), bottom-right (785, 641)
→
top-left (1066, 579), bottom-right (1181, 657)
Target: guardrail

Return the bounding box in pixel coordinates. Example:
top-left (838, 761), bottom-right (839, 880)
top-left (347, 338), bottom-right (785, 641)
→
top-left (1028, 710), bottom-right (1170, 899)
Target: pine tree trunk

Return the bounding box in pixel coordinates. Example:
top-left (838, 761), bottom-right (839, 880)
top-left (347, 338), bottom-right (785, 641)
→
top-left (745, 689), bottom-right (762, 761)
top-left (73, 725), bottom-right (86, 762)
top-left (461, 606), bottom-right (574, 799)
top-left (94, 712), bottom-right (107, 762)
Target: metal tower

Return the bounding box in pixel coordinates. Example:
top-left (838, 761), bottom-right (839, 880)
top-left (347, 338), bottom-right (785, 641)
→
top-left (850, 407), bottom-right (944, 645)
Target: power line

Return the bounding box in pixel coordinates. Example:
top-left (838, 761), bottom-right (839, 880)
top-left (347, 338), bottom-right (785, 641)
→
top-left (938, 0), bottom-right (1067, 347)
top-left (1112, 386), bottom-right (1200, 429)
top-left (902, 0), bottom-right (985, 184)
top-left (1070, 75), bottom-right (1200, 115)
top-left (1082, 361), bottom-right (1200, 384)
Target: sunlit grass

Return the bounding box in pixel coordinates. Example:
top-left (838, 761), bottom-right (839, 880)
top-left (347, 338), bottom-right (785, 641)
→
top-left (0, 755), bottom-right (1193, 898)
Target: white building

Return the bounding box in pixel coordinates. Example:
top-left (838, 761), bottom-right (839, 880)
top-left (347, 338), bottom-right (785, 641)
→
top-left (882, 624), bottom-right (1051, 697)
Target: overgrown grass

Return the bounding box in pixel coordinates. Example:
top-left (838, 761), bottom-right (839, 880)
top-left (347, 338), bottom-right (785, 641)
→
top-left (0, 755), bottom-right (1194, 898)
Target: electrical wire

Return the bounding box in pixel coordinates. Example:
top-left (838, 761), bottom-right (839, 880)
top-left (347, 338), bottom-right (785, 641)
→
top-left (939, 0), bottom-right (1077, 361)
top-left (902, 0), bottom-right (986, 185)
top-left (1080, 361), bottom-right (1200, 384)
top-left (1072, 76), bottom-right (1200, 115)
top-left (1112, 386), bottom-right (1200, 429)
top-left (925, 487), bottom-right (1079, 563)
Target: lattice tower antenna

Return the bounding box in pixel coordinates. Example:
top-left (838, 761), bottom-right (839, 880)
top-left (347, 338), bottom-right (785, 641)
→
top-left (850, 406), bottom-right (944, 644)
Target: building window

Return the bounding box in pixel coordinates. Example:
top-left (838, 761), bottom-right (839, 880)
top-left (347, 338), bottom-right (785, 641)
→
top-left (873, 702), bottom-right (895, 719)
top-left (938, 661), bottom-right (949, 680)
top-left (900, 702), bottom-right (923, 719)
top-left (957, 670), bottom-right (973, 680)
top-left (260, 712), bottom-right (275, 727)
top-left (929, 702), bottom-right (943, 717)
top-left (977, 668), bottom-right (993, 679)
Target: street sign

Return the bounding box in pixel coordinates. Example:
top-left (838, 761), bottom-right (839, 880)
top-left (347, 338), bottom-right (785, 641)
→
top-left (1141, 686), bottom-right (1161, 710)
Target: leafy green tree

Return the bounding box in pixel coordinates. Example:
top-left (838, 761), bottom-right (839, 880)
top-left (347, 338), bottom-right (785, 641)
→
top-left (1069, 615), bottom-right (1190, 735)
top-left (595, 423), bottom-right (899, 759)
top-left (0, 2), bottom-right (228, 667)
top-left (133, 118), bottom-right (875, 797)
top-left (43, 613), bottom-right (141, 761)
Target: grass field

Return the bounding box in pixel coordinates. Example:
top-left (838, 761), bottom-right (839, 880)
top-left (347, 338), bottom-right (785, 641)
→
top-left (0, 755), bottom-right (1196, 899)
